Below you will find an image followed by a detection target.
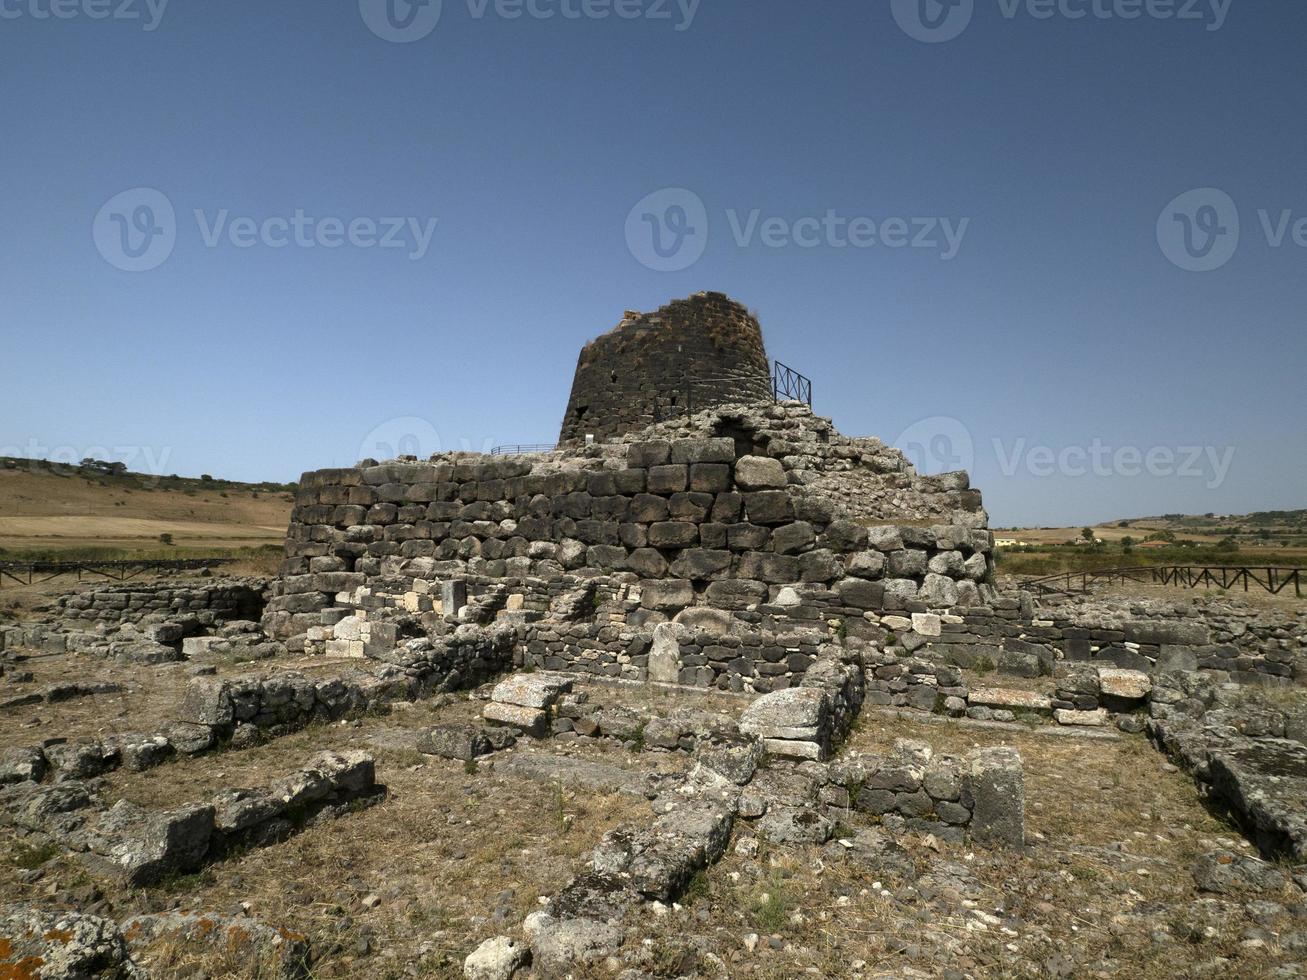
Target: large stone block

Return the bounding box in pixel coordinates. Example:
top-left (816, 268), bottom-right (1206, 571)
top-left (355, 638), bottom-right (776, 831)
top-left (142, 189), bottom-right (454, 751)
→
top-left (1097, 667), bottom-right (1152, 701)
top-left (647, 465), bottom-right (689, 494)
top-left (629, 493), bottom-right (670, 523)
top-left (1121, 621), bottom-right (1210, 647)
top-left (627, 441), bottom-right (671, 468)
top-left (92, 800), bottom-right (215, 886)
top-left (737, 552), bottom-right (799, 585)
top-left (743, 490), bottom-right (792, 525)
top-left (968, 688), bottom-right (1052, 712)
top-left (835, 577), bottom-right (883, 610)
top-left (919, 573), bottom-right (959, 609)
top-left (670, 438), bottom-right (735, 465)
top-left (625, 547), bottom-right (669, 578)
top-left (772, 521), bottom-right (816, 555)
top-left (689, 463), bottom-right (732, 493)
top-left (734, 455), bottom-right (787, 490)
top-left (865, 526), bottom-right (904, 552)
top-left (418, 725), bottom-right (493, 761)
top-left (668, 549), bottom-right (732, 580)
top-left (178, 678), bottom-right (233, 728)
top-left (641, 579), bottom-right (695, 612)
top-left (965, 747), bottom-right (1024, 848)
top-left (648, 623), bottom-right (682, 683)
top-left (491, 673), bottom-right (573, 709)
top-left (740, 687), bottom-right (832, 741)
top-left (648, 522), bottom-right (699, 549)
top-left (483, 702), bottom-right (548, 737)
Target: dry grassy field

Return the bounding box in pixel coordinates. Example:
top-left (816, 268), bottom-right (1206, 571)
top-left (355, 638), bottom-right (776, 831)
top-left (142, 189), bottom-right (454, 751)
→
top-left (0, 463), bottom-right (293, 556)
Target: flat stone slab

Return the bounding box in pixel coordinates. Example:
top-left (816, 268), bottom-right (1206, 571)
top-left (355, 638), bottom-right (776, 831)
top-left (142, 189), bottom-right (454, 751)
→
top-left (1208, 739), bottom-right (1307, 861)
top-left (1097, 668), bottom-right (1152, 701)
top-left (761, 737), bottom-right (824, 761)
top-left (483, 702), bottom-right (548, 737)
top-left (968, 688), bottom-right (1052, 713)
top-left (491, 673), bottom-right (573, 710)
top-left (1054, 708), bottom-right (1111, 727)
top-left (416, 724), bottom-right (492, 761)
top-left (497, 753), bottom-right (656, 797)
top-left (740, 688), bottom-right (831, 741)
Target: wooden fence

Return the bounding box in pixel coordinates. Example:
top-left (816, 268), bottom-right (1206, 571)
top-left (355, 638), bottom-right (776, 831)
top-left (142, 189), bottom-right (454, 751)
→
top-left (1022, 564), bottom-right (1302, 598)
top-left (0, 558), bottom-right (236, 589)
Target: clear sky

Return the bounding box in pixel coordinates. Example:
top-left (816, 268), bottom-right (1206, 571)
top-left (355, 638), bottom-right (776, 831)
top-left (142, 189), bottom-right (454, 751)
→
top-left (2, 0), bottom-right (1303, 527)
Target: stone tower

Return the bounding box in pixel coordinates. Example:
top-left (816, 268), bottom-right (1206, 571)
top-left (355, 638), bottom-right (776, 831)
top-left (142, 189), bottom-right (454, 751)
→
top-left (558, 292), bottom-right (774, 444)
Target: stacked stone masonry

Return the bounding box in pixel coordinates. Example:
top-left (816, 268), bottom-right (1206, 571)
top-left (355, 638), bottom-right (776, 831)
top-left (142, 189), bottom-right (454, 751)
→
top-left (558, 293), bottom-right (774, 445)
top-left (55, 579), bottom-right (267, 626)
top-left (921, 595), bottom-right (1305, 684)
top-left (265, 403), bottom-right (996, 666)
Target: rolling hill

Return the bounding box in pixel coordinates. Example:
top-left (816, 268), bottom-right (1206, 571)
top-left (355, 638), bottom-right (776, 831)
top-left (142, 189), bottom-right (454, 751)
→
top-left (0, 457), bottom-right (295, 559)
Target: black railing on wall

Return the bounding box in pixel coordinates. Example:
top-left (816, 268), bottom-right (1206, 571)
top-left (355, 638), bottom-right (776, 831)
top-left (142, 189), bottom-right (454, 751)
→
top-left (488, 444), bottom-right (558, 456)
top-left (773, 360), bottom-right (813, 406)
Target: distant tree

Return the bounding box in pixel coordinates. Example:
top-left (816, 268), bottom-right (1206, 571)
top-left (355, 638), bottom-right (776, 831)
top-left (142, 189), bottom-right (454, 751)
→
top-left (1117, 521), bottom-right (1131, 528)
top-left (158, 533), bottom-right (174, 546)
top-left (1121, 536), bottom-right (1135, 551)
top-left (200, 474), bottom-right (213, 482)
top-left (1145, 530), bottom-right (1177, 543)
top-left (1081, 527), bottom-right (1096, 543)
top-left (1216, 536), bottom-right (1239, 552)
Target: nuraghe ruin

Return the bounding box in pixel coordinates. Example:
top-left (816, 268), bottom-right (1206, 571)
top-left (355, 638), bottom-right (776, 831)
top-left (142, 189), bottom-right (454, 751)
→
top-left (2, 292), bottom-right (1305, 979)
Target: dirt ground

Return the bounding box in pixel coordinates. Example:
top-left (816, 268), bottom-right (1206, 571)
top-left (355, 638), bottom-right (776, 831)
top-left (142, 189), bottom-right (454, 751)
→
top-left (0, 693), bottom-right (673, 979)
top-left (0, 649), bottom-right (370, 754)
top-left (631, 712), bottom-right (1300, 980)
top-left (3, 665), bottom-right (1303, 978)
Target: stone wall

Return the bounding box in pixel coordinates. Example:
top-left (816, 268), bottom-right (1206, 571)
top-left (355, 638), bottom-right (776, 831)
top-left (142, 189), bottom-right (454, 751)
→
top-left (914, 595), bottom-right (1305, 684)
top-left (265, 409), bottom-right (996, 658)
top-left (55, 579), bottom-right (267, 626)
top-left (558, 293), bottom-right (774, 445)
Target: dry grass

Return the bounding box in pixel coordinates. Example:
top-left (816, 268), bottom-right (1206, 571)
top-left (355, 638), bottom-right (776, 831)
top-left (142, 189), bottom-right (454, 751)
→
top-left (630, 714), bottom-right (1296, 979)
top-left (0, 650), bottom-right (366, 755)
top-left (0, 466), bottom-right (292, 555)
top-left (2, 697), bottom-right (649, 978)
top-left (0, 654), bottom-right (189, 753)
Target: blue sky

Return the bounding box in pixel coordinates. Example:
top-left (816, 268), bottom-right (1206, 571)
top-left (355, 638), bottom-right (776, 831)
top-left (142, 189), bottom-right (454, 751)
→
top-left (2, 0), bottom-right (1303, 526)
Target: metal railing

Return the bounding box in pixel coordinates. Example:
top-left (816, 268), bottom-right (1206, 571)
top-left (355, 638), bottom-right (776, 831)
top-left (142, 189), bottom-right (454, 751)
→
top-left (488, 444), bottom-right (558, 457)
top-left (773, 360), bottom-right (813, 406)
